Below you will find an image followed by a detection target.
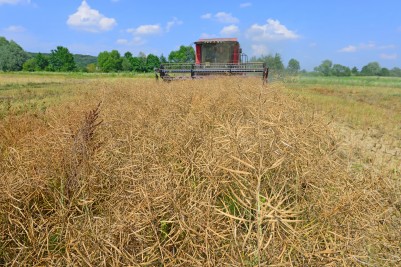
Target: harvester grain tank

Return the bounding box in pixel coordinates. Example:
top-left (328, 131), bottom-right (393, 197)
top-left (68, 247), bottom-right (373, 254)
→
top-left (155, 38), bottom-right (268, 82)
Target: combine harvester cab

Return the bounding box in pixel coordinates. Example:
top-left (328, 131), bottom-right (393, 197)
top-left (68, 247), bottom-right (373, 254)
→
top-left (155, 38), bottom-right (268, 83)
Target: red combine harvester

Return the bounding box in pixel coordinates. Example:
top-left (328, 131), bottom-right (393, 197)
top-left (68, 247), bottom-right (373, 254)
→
top-left (155, 38), bottom-right (268, 83)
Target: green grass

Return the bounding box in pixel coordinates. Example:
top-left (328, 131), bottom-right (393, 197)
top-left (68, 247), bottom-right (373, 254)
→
top-left (285, 75), bottom-right (401, 133)
top-left (291, 75), bottom-right (401, 88)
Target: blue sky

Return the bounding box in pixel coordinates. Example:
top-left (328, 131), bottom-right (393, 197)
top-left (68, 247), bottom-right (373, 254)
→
top-left (0, 0), bottom-right (400, 70)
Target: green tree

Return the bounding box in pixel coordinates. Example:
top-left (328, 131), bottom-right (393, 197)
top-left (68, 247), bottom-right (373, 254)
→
top-left (86, 63), bottom-right (97, 73)
top-left (124, 51), bottom-right (133, 59)
top-left (131, 52), bottom-right (147, 72)
top-left (360, 62), bottom-right (381, 76)
top-left (168, 45), bottom-right (195, 63)
top-left (351, 66), bottom-right (359, 76)
top-left (97, 51), bottom-right (109, 72)
top-left (273, 53), bottom-right (284, 72)
top-left (22, 58), bottom-right (37, 71)
top-left (35, 53), bottom-right (49, 71)
top-left (380, 68), bottom-right (390, 77)
top-left (122, 52), bottom-right (133, 72)
top-left (122, 58), bottom-right (133, 71)
top-left (48, 46), bottom-right (76, 72)
top-left (390, 67), bottom-right (401, 77)
top-left (332, 64), bottom-right (351, 76)
top-left (109, 50), bottom-right (122, 71)
top-left (287, 58), bottom-right (300, 74)
top-left (159, 54), bottom-right (167, 63)
top-left (361, 62), bottom-right (380, 76)
top-left (252, 53), bottom-right (284, 74)
top-left (97, 50), bottom-right (122, 72)
top-left (314, 60), bottom-right (333, 76)
top-left (146, 53), bottom-right (160, 71)
top-left (0, 37), bottom-right (28, 71)
top-left (0, 36), bottom-right (7, 46)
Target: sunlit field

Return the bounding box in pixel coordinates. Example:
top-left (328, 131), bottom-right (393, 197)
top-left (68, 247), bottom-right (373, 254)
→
top-left (285, 76), bottom-right (401, 169)
top-left (0, 73), bottom-right (400, 266)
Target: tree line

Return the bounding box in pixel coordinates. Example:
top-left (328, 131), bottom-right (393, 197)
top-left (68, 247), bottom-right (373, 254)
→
top-left (1, 36), bottom-right (400, 77)
top-left (249, 54), bottom-right (301, 75)
top-left (312, 59), bottom-right (401, 77)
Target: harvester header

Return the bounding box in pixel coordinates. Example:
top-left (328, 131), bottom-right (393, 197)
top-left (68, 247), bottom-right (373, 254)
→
top-left (155, 38), bottom-right (268, 83)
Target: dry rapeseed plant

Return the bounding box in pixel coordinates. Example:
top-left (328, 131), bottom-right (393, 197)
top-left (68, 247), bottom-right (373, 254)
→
top-left (0, 77), bottom-right (400, 266)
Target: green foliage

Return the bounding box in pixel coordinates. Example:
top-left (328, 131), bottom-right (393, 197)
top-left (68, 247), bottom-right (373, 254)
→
top-left (160, 221), bottom-right (172, 242)
top-left (168, 45), bottom-right (195, 63)
top-left (86, 63), bottom-right (97, 73)
top-left (0, 37), bottom-right (28, 71)
top-left (390, 67), bottom-right (401, 77)
top-left (312, 61), bottom-right (399, 78)
top-left (351, 67), bottom-right (359, 76)
top-left (97, 50), bottom-right (122, 72)
top-left (124, 51), bottom-right (133, 59)
top-left (0, 36), bottom-right (8, 46)
top-left (122, 52), bottom-right (134, 72)
top-left (48, 46), bottom-right (76, 72)
top-left (22, 58), bottom-right (37, 71)
top-left (380, 68), bottom-right (390, 77)
top-left (121, 58), bottom-right (133, 72)
top-left (22, 53), bottom-right (49, 72)
top-left (28, 52), bottom-right (94, 71)
top-left (73, 54), bottom-right (97, 70)
top-left (250, 53), bottom-right (285, 75)
top-left (146, 54), bottom-right (160, 72)
top-left (35, 53), bottom-right (49, 70)
top-left (314, 60), bottom-right (333, 76)
top-left (159, 54), bottom-right (167, 64)
top-left (332, 64), bottom-right (351, 76)
top-left (360, 62), bottom-right (381, 76)
top-left (131, 53), bottom-right (147, 72)
top-left (272, 53), bottom-right (285, 72)
top-left (287, 58), bottom-right (300, 74)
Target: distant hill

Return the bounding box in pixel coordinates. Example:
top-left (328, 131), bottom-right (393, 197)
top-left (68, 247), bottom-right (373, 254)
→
top-left (27, 52), bottom-right (97, 69)
top-left (72, 54), bottom-right (98, 69)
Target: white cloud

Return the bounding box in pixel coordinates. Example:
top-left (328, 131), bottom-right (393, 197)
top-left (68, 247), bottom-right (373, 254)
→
top-left (220, 25), bottom-right (239, 36)
top-left (126, 18), bottom-right (180, 37)
top-left (67, 0), bottom-right (117, 33)
top-left (201, 13), bottom-right (212, 19)
top-left (127, 24), bottom-right (161, 35)
top-left (339, 45), bottom-right (357, 53)
top-left (339, 42), bottom-right (396, 53)
top-left (215, 12), bottom-right (239, 24)
top-left (116, 36), bottom-right (145, 46)
top-left (121, 18), bottom-right (179, 47)
top-left (359, 42), bottom-right (376, 49)
top-left (201, 12), bottom-right (239, 24)
top-left (380, 53), bottom-right (398, 60)
top-left (378, 44), bottom-right (396, 50)
top-left (166, 17), bottom-right (183, 32)
top-left (247, 19), bottom-right (299, 41)
top-left (251, 44), bottom-right (269, 56)
top-left (4, 25), bottom-right (25, 32)
top-left (240, 2), bottom-right (252, 8)
top-left (0, 0), bottom-right (30, 5)
top-left (116, 39), bottom-right (128, 45)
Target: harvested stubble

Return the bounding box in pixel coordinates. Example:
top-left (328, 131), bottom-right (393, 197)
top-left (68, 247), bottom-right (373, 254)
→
top-left (0, 77), bottom-right (400, 266)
